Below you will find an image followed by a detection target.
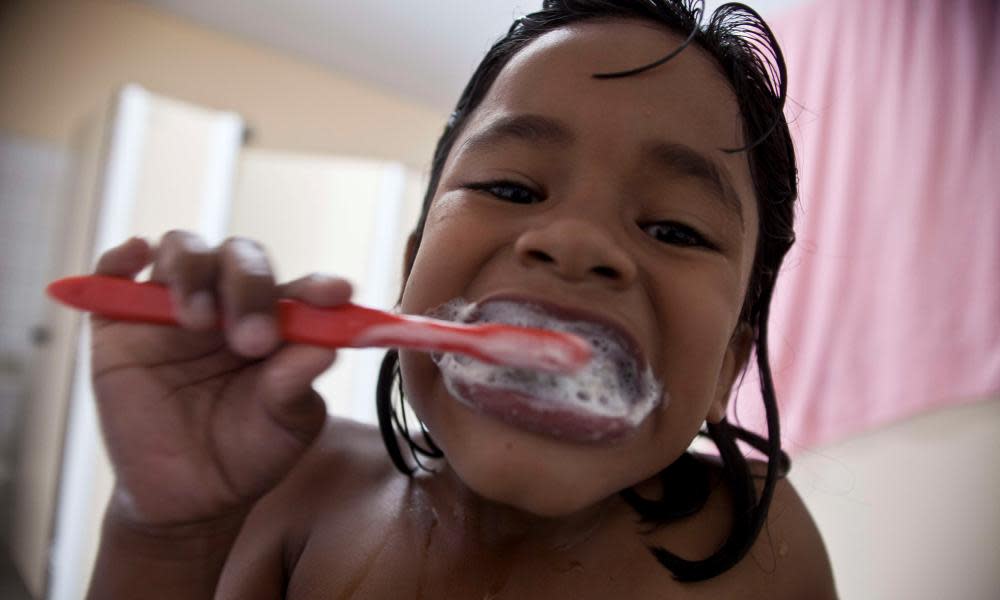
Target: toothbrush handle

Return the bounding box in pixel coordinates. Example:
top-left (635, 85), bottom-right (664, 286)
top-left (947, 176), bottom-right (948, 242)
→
top-left (46, 275), bottom-right (591, 372)
top-left (46, 274), bottom-right (432, 347)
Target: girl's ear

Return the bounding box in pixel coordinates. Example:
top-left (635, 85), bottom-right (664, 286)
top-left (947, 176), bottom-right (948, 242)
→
top-left (707, 322), bottom-right (755, 423)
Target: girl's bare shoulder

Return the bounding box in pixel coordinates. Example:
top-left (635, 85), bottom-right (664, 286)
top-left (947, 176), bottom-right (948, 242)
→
top-left (219, 431), bottom-right (837, 599)
top-left (216, 416), bottom-right (402, 596)
top-left (636, 454), bottom-right (837, 599)
top-left (739, 457), bottom-right (837, 599)
top-left (254, 415), bottom-right (401, 522)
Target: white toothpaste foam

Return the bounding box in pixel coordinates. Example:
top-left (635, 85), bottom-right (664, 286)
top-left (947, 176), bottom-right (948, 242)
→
top-left (431, 299), bottom-right (664, 427)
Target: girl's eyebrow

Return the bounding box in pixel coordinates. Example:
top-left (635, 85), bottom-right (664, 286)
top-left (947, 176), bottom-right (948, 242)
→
top-left (460, 113), bottom-right (575, 154)
top-left (460, 112), bottom-right (744, 229)
top-left (641, 141), bottom-right (745, 229)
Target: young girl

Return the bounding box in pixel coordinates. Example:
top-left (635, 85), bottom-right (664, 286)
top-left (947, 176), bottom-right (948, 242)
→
top-left (86, 1), bottom-right (836, 597)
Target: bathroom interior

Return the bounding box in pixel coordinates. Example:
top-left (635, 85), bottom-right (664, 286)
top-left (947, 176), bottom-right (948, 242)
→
top-left (0, 1), bottom-right (997, 598)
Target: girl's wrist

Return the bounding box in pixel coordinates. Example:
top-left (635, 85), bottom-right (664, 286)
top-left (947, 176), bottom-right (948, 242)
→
top-left (102, 486), bottom-right (251, 557)
top-left (87, 492), bottom-right (251, 600)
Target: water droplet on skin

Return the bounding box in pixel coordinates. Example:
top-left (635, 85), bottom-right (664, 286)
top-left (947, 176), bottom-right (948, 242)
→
top-left (552, 559), bottom-right (585, 574)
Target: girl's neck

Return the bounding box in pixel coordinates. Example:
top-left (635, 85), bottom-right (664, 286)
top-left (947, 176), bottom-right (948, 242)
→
top-left (413, 461), bottom-right (618, 552)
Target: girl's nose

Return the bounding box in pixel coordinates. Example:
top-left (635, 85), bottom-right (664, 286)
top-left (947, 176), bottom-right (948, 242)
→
top-left (514, 218), bottom-right (637, 288)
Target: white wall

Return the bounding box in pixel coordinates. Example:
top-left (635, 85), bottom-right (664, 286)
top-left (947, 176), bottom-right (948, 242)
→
top-left (0, 136), bottom-right (70, 361)
top-left (1, 133), bottom-right (83, 599)
top-left (0, 135), bottom-right (71, 568)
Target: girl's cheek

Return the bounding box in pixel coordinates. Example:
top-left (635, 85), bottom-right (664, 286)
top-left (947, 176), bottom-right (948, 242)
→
top-left (423, 192), bottom-right (474, 231)
top-left (398, 351), bottom-right (432, 416)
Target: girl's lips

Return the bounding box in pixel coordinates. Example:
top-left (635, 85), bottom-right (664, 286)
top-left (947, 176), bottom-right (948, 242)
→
top-left (447, 380), bottom-right (638, 444)
top-left (431, 296), bottom-right (666, 444)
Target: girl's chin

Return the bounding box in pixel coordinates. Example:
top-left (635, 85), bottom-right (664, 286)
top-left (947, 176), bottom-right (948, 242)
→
top-left (429, 415), bottom-right (631, 518)
top-left (451, 464), bottom-right (613, 519)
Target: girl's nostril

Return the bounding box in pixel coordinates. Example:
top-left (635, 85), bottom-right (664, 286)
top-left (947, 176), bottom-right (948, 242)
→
top-left (527, 249), bottom-right (555, 263)
top-left (592, 265), bottom-right (619, 279)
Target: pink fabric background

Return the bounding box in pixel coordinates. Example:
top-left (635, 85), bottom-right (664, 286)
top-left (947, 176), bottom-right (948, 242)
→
top-left (728, 0), bottom-right (1000, 451)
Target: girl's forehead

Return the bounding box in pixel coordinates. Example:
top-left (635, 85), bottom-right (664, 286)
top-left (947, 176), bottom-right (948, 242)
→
top-left (460, 19), bottom-right (755, 211)
top-left (512, 20), bottom-right (722, 77)
top-left (479, 20), bottom-right (746, 152)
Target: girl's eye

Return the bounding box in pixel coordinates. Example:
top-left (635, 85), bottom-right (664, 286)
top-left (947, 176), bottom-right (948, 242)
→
top-left (642, 221), bottom-right (715, 250)
top-left (466, 180), bottom-right (542, 204)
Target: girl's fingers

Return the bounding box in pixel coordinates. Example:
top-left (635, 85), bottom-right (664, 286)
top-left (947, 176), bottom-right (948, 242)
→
top-left (279, 273), bottom-right (353, 307)
top-left (94, 234), bottom-right (354, 364)
top-left (95, 237), bottom-right (153, 278)
top-left (151, 230), bottom-right (220, 331)
top-left (218, 237), bottom-right (280, 358)
top-left (258, 344), bottom-right (338, 441)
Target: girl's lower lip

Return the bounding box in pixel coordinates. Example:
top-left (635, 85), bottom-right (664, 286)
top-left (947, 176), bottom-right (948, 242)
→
top-left (446, 380), bottom-right (636, 444)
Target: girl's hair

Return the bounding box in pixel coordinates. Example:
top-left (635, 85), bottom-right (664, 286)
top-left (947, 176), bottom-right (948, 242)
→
top-left (376, 0), bottom-right (796, 582)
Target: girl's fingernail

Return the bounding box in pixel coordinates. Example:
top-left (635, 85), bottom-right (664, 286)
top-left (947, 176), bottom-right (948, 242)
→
top-left (309, 273), bottom-right (334, 285)
top-left (184, 291), bottom-right (216, 329)
top-left (232, 314), bottom-right (279, 356)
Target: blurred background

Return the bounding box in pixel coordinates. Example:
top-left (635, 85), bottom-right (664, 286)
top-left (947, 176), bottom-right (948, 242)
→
top-left (0, 0), bottom-right (996, 598)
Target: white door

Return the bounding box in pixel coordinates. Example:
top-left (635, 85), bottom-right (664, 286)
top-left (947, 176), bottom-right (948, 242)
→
top-left (14, 84), bottom-right (244, 600)
top-left (227, 148), bottom-right (424, 424)
top-left (15, 84), bottom-right (424, 600)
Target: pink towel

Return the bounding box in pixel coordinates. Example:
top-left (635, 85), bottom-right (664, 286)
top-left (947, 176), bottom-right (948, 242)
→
top-left (728, 0), bottom-right (1000, 452)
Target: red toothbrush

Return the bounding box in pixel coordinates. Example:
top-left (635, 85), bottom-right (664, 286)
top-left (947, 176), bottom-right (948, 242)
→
top-left (46, 275), bottom-right (591, 374)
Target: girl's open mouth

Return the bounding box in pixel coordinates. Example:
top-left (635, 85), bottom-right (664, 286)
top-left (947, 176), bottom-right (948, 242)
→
top-left (431, 298), bottom-right (665, 443)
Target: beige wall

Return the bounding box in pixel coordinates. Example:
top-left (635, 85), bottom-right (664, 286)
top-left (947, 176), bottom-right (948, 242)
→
top-left (0, 0), bottom-right (445, 167)
top-left (790, 396), bottom-right (1000, 600)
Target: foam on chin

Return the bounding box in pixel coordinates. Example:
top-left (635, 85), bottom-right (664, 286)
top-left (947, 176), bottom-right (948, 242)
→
top-left (430, 298), bottom-right (665, 433)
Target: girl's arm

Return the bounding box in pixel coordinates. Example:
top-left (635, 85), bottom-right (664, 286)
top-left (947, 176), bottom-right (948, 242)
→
top-left (87, 498), bottom-right (247, 599)
top-left (82, 233), bottom-right (350, 597)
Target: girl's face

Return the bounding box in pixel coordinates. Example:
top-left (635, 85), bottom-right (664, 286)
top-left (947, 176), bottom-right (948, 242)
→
top-left (399, 20), bottom-right (759, 517)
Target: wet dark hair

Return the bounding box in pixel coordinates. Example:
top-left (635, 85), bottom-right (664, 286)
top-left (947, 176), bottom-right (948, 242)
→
top-left (376, 0), bottom-right (796, 583)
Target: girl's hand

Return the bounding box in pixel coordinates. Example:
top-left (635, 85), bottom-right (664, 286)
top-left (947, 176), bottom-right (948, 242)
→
top-left (90, 232), bottom-right (351, 530)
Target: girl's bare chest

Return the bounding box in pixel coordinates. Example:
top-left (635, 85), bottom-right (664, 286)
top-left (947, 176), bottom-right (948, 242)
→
top-left (288, 535), bottom-right (660, 599)
top-left (283, 503), bottom-right (742, 599)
